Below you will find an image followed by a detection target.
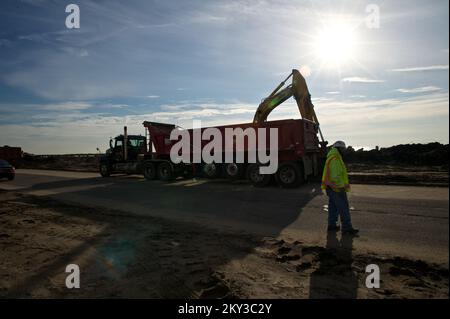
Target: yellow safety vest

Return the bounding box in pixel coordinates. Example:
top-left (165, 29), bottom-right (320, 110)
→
top-left (321, 147), bottom-right (350, 192)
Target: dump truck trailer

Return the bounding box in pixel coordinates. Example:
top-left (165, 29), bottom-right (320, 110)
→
top-left (99, 69), bottom-right (327, 188)
top-left (143, 118), bottom-right (322, 187)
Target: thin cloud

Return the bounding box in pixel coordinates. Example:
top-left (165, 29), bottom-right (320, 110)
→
top-left (396, 86), bottom-right (441, 93)
top-left (62, 47), bottom-right (89, 57)
top-left (0, 39), bottom-right (12, 47)
top-left (390, 65), bottom-right (449, 72)
top-left (40, 102), bottom-right (92, 111)
top-left (341, 77), bottom-right (385, 83)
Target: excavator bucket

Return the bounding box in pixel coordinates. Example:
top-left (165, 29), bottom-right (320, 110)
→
top-left (292, 69), bottom-right (317, 123)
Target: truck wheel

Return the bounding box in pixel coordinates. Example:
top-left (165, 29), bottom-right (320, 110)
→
top-left (143, 162), bottom-right (157, 180)
top-left (203, 163), bottom-right (221, 179)
top-left (275, 162), bottom-right (304, 188)
top-left (157, 161), bottom-right (174, 181)
top-left (246, 164), bottom-right (272, 187)
top-left (223, 163), bottom-right (244, 180)
top-left (100, 164), bottom-right (110, 177)
top-left (181, 165), bottom-right (194, 179)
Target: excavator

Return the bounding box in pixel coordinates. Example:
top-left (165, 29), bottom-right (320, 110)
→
top-left (253, 69), bottom-right (326, 147)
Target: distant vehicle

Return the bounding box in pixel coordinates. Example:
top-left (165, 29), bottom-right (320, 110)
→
top-left (0, 146), bottom-right (23, 168)
top-left (0, 159), bottom-right (15, 181)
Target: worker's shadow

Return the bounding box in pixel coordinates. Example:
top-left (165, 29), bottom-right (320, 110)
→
top-left (308, 232), bottom-right (359, 299)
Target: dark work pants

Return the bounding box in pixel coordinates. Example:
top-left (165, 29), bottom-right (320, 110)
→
top-left (326, 188), bottom-right (353, 230)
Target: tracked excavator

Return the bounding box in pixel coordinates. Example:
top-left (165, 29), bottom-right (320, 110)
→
top-left (253, 69), bottom-right (326, 146)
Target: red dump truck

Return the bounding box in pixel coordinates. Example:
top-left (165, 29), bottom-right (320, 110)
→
top-left (99, 69), bottom-right (327, 188)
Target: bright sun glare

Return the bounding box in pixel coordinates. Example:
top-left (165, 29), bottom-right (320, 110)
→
top-left (313, 21), bottom-right (358, 68)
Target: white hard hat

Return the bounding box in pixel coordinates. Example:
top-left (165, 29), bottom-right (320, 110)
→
top-left (333, 140), bottom-right (346, 149)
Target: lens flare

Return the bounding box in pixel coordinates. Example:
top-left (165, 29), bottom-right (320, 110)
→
top-left (313, 21), bottom-right (358, 68)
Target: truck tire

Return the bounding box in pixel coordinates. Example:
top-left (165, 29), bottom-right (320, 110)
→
top-left (180, 164), bottom-right (194, 179)
top-left (275, 162), bottom-right (304, 188)
top-left (143, 161), bottom-right (157, 180)
top-left (246, 164), bottom-right (272, 187)
top-left (223, 163), bottom-right (244, 180)
top-left (202, 163), bottom-right (221, 179)
top-left (157, 161), bottom-right (174, 181)
top-left (100, 163), bottom-right (110, 177)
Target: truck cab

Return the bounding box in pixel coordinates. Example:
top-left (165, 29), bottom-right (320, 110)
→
top-left (99, 134), bottom-right (147, 176)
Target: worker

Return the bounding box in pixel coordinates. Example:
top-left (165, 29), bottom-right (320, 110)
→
top-left (321, 141), bottom-right (359, 235)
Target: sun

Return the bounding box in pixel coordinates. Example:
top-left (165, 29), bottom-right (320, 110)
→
top-left (313, 20), bottom-right (358, 68)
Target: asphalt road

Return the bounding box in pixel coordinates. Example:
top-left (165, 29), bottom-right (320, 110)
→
top-left (1, 169), bottom-right (448, 265)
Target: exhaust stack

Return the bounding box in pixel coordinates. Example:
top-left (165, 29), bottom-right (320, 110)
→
top-left (124, 126), bottom-right (128, 161)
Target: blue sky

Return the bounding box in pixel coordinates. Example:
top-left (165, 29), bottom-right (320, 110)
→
top-left (0, 0), bottom-right (448, 154)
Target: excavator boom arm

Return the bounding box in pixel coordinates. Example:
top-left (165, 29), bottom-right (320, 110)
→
top-left (253, 69), bottom-right (318, 124)
top-left (252, 84), bottom-right (294, 123)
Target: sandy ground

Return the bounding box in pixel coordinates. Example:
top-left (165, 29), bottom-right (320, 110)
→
top-left (0, 190), bottom-right (447, 299)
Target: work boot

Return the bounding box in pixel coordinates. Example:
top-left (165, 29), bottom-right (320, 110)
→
top-left (342, 228), bottom-right (359, 235)
top-left (327, 225), bottom-right (340, 232)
